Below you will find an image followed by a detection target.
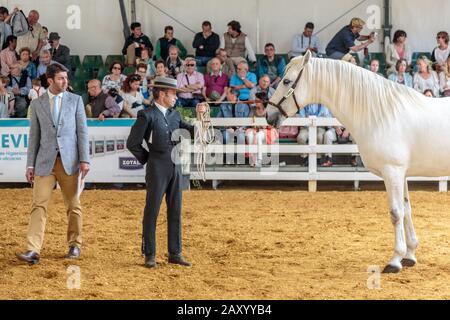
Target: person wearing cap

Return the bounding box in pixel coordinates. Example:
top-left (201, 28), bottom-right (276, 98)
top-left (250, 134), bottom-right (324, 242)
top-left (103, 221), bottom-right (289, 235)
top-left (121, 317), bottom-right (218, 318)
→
top-left (49, 32), bottom-right (71, 72)
top-left (126, 76), bottom-right (205, 269)
top-left (325, 18), bottom-right (376, 60)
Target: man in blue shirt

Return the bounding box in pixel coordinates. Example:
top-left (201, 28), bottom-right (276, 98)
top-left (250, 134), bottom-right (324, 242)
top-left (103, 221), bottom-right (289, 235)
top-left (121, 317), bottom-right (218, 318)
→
top-left (230, 61), bottom-right (256, 101)
top-left (325, 18), bottom-right (375, 60)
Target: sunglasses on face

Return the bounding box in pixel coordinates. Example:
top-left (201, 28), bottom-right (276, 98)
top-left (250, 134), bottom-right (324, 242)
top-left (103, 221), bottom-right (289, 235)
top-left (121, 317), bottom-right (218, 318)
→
top-left (186, 64), bottom-right (195, 67)
top-left (113, 67), bottom-right (122, 70)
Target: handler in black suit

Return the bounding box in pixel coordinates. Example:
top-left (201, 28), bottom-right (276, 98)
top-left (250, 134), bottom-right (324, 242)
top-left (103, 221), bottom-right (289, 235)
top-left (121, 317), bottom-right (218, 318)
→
top-left (126, 76), bottom-right (205, 268)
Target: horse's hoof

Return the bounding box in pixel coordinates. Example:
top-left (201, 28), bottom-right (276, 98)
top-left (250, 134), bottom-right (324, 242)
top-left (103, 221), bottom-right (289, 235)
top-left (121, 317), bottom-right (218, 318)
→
top-left (382, 264), bottom-right (402, 274)
top-left (401, 259), bottom-right (416, 267)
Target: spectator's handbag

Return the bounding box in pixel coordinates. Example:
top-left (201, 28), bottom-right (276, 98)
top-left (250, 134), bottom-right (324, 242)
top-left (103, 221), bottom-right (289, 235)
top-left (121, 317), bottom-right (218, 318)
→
top-left (278, 126), bottom-right (299, 139)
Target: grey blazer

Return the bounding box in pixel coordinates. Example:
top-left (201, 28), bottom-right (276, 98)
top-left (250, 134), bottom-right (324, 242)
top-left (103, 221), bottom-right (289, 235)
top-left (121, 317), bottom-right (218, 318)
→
top-left (27, 91), bottom-right (89, 176)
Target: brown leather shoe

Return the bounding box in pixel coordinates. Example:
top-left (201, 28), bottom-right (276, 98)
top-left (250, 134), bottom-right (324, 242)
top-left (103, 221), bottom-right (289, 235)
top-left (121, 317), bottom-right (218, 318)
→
top-left (16, 251), bottom-right (40, 265)
top-left (168, 254), bottom-right (192, 267)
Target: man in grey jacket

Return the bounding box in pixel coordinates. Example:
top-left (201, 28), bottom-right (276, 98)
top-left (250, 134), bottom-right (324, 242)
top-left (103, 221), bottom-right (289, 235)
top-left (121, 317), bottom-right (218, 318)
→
top-left (16, 63), bottom-right (90, 265)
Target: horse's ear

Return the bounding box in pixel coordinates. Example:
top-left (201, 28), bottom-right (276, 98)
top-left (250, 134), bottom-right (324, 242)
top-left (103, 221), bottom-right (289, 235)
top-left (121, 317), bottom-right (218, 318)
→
top-left (302, 50), bottom-right (312, 67)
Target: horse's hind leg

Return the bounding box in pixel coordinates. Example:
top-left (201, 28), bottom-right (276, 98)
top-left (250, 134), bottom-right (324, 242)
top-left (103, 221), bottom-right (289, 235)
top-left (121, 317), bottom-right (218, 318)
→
top-left (382, 167), bottom-right (407, 273)
top-left (401, 180), bottom-right (419, 267)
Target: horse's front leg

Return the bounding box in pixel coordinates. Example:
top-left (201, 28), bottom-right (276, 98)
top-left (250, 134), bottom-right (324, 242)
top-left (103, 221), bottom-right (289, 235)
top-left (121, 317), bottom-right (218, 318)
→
top-left (382, 167), bottom-right (407, 273)
top-left (401, 180), bottom-right (419, 267)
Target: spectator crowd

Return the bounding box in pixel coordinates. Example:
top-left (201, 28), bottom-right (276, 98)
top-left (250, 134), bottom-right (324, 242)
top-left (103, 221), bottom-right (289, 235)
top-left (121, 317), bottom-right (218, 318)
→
top-left (1, 8), bottom-right (449, 167)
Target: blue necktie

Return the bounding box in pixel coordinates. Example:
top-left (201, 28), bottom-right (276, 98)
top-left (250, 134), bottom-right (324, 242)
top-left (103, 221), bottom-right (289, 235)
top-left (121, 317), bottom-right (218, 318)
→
top-left (53, 95), bottom-right (60, 127)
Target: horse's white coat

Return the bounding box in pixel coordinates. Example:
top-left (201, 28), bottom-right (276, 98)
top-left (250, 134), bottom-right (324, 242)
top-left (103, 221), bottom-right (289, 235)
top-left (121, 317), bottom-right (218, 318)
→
top-left (269, 51), bottom-right (450, 272)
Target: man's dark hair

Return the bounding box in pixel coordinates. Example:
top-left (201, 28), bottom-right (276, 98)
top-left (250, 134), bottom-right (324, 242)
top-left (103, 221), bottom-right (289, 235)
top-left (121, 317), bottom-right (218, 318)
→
top-left (0, 6), bottom-right (9, 15)
top-left (46, 63), bottom-right (68, 80)
top-left (305, 22), bottom-right (315, 30)
top-left (130, 22), bottom-right (141, 31)
top-left (164, 25), bottom-right (174, 33)
top-left (152, 87), bottom-right (171, 100)
top-left (202, 21), bottom-right (211, 28)
top-left (255, 91), bottom-right (268, 102)
top-left (227, 20), bottom-right (241, 33)
top-left (264, 43), bottom-right (275, 49)
top-left (6, 35), bottom-right (17, 45)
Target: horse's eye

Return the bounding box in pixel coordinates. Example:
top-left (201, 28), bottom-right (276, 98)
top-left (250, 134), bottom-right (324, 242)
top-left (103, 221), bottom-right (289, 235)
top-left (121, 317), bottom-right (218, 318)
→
top-left (283, 79), bottom-right (292, 86)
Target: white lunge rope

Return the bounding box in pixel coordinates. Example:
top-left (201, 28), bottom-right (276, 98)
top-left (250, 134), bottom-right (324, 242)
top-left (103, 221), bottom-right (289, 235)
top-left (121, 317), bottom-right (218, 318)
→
top-left (194, 103), bottom-right (215, 181)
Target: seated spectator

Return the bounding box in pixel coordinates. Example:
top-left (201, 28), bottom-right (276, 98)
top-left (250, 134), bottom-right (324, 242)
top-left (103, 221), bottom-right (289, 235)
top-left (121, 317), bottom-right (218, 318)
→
top-left (439, 56), bottom-right (450, 96)
top-left (249, 75), bottom-right (275, 107)
top-left (296, 104), bottom-right (335, 167)
top-left (193, 21), bottom-right (220, 66)
top-left (217, 89), bottom-right (246, 153)
top-left (155, 26), bottom-right (187, 61)
top-left (8, 63), bottom-right (31, 118)
top-left (120, 74), bottom-right (151, 118)
top-left (246, 92), bottom-right (281, 167)
top-left (36, 50), bottom-right (56, 88)
top-left (388, 58), bottom-right (413, 87)
top-left (176, 57), bottom-right (205, 108)
top-left (154, 59), bottom-right (168, 78)
top-left (385, 30), bottom-right (412, 75)
top-left (41, 26), bottom-right (51, 52)
top-left (291, 22), bottom-right (320, 58)
top-left (202, 57), bottom-right (228, 103)
top-left (230, 61), bottom-right (256, 102)
top-left (85, 79), bottom-right (121, 120)
top-left (16, 10), bottom-right (45, 62)
top-left (207, 48), bottom-right (235, 79)
top-left (256, 43), bottom-right (286, 88)
top-left (136, 47), bottom-right (156, 78)
top-left (423, 89), bottom-right (435, 98)
top-left (48, 32), bottom-right (71, 72)
top-left (166, 45), bottom-right (184, 79)
top-left (0, 35), bottom-right (17, 76)
top-left (368, 58), bottom-right (383, 76)
top-left (122, 22), bottom-right (153, 67)
top-left (135, 63), bottom-right (150, 99)
top-left (0, 7), bottom-right (13, 50)
top-left (325, 18), bottom-right (375, 60)
top-left (102, 61), bottom-right (127, 91)
top-left (221, 20), bottom-right (256, 65)
top-left (28, 78), bottom-right (45, 101)
top-left (334, 126), bottom-right (358, 166)
top-left (431, 31), bottom-right (450, 73)
top-left (413, 56), bottom-right (440, 97)
top-left (18, 47), bottom-right (37, 79)
top-left (0, 76), bottom-right (14, 118)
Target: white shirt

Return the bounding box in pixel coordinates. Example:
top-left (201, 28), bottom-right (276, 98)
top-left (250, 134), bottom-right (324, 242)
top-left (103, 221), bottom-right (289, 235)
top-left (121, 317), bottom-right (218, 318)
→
top-left (154, 101), bottom-right (168, 117)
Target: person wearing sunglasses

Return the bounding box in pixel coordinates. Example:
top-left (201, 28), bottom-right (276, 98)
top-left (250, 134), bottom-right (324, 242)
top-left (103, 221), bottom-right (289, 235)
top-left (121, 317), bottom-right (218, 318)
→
top-left (176, 57), bottom-right (204, 108)
top-left (102, 61), bottom-right (127, 91)
top-left (431, 31), bottom-right (450, 73)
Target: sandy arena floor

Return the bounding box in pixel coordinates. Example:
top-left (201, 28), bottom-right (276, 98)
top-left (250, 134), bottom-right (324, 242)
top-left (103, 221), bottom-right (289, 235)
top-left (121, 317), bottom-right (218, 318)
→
top-left (1, 182), bottom-right (450, 300)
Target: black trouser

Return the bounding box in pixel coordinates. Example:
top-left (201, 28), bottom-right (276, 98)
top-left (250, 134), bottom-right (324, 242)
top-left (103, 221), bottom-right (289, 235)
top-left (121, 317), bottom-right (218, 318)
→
top-left (142, 150), bottom-right (183, 257)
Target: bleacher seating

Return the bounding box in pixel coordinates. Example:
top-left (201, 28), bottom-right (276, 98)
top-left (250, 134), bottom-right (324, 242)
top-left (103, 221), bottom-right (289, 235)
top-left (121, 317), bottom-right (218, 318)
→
top-left (105, 55), bottom-right (125, 67)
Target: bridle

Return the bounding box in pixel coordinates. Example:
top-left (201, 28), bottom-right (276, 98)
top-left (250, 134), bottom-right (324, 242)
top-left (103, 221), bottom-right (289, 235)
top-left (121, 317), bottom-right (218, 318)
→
top-left (267, 66), bottom-right (305, 117)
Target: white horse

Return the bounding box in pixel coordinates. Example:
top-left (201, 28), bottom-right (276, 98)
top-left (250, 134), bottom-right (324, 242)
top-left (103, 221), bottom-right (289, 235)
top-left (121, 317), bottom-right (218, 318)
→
top-left (268, 50), bottom-right (450, 273)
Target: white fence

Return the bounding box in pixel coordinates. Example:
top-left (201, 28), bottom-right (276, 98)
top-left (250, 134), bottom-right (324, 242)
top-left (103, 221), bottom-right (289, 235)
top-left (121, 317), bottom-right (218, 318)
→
top-left (184, 117), bottom-right (449, 192)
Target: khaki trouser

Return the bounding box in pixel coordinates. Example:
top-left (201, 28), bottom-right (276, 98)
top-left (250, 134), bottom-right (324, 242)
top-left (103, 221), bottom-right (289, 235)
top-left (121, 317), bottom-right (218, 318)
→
top-left (126, 44), bottom-right (137, 67)
top-left (27, 157), bottom-right (82, 254)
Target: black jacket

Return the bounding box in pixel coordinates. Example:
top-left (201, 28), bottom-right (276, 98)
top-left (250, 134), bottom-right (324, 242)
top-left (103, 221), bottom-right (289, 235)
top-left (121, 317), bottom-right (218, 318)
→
top-left (122, 34), bottom-right (153, 56)
top-left (192, 32), bottom-right (220, 58)
top-left (51, 45), bottom-right (71, 70)
top-left (126, 104), bottom-right (193, 165)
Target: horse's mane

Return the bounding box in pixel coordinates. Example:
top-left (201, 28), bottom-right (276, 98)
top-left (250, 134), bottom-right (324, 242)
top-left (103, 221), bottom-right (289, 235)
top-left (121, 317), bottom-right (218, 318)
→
top-left (287, 57), bottom-right (431, 127)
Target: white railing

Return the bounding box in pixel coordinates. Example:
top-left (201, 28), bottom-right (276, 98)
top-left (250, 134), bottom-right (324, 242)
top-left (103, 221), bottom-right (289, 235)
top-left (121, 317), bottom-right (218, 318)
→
top-left (184, 116), bottom-right (449, 192)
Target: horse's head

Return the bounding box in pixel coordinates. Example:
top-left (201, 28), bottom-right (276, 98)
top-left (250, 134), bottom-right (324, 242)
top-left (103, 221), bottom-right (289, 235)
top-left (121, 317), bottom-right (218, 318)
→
top-left (267, 50), bottom-right (312, 118)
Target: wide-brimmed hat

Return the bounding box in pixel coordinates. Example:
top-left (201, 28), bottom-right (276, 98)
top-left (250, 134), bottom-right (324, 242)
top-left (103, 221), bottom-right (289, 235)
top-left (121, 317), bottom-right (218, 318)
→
top-left (150, 76), bottom-right (186, 92)
top-left (48, 32), bottom-right (61, 41)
